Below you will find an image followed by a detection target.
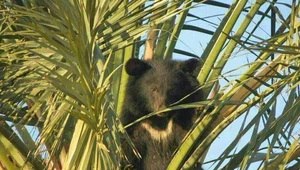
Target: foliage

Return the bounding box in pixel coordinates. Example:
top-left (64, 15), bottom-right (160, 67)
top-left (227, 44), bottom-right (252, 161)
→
top-left (0, 0), bottom-right (300, 170)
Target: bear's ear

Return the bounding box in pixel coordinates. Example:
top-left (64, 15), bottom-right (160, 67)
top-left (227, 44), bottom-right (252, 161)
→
top-left (125, 58), bottom-right (151, 76)
top-left (180, 58), bottom-right (202, 76)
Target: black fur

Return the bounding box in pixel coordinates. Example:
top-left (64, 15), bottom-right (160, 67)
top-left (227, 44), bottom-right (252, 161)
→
top-left (121, 58), bottom-right (203, 170)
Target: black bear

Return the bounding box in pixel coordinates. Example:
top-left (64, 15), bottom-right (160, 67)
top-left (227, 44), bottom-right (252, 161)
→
top-left (121, 58), bottom-right (203, 170)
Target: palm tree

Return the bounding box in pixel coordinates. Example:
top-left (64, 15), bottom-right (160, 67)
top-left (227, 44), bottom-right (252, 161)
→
top-left (0, 0), bottom-right (299, 169)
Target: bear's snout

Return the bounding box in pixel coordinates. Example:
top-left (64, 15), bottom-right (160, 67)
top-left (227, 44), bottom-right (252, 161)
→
top-left (157, 112), bottom-right (168, 117)
top-left (152, 97), bottom-right (167, 116)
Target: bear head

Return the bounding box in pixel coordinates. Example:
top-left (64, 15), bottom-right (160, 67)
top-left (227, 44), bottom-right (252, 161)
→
top-left (124, 58), bottom-right (202, 120)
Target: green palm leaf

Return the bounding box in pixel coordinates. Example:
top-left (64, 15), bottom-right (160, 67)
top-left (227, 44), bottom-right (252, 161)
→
top-left (1, 0), bottom-right (300, 170)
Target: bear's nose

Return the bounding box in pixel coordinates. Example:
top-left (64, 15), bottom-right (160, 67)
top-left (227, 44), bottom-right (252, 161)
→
top-left (152, 100), bottom-right (168, 117)
top-left (157, 112), bottom-right (168, 117)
